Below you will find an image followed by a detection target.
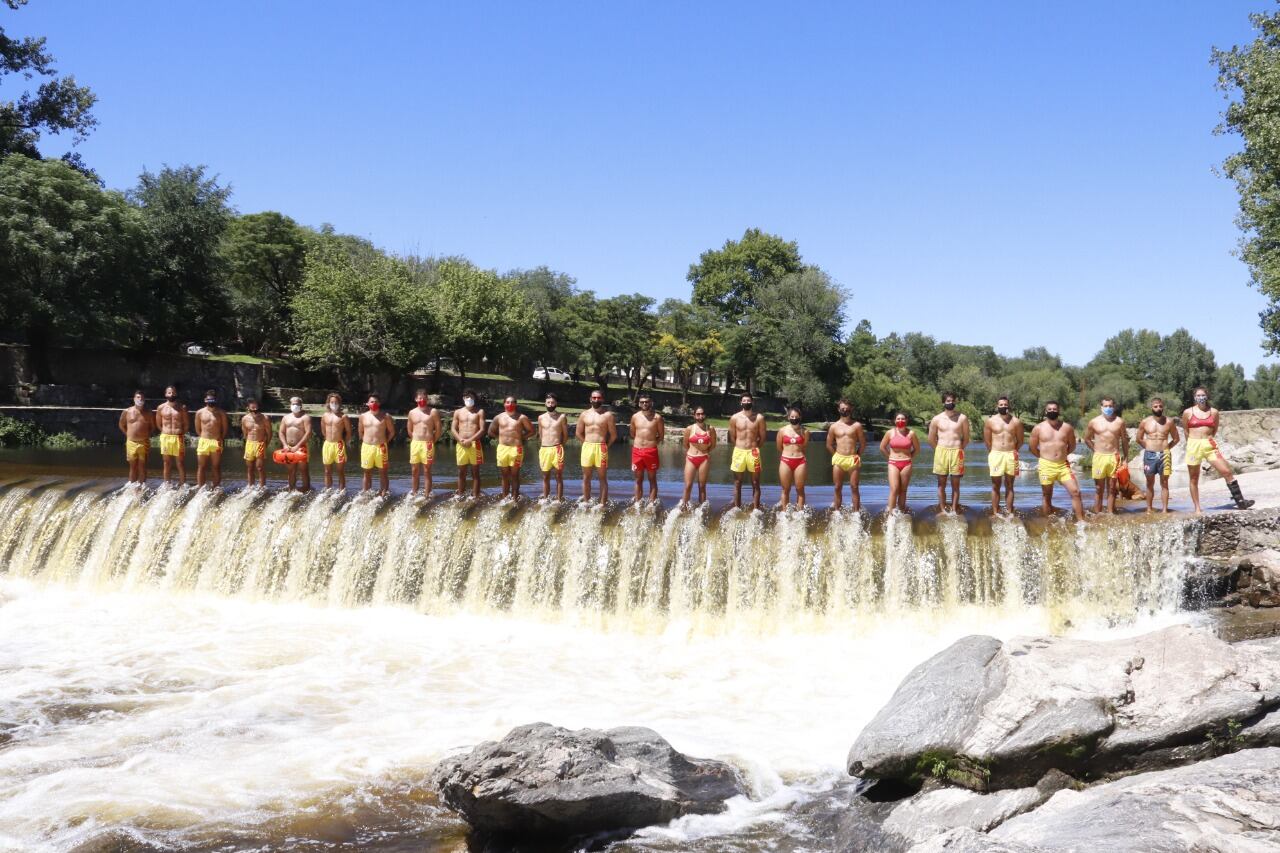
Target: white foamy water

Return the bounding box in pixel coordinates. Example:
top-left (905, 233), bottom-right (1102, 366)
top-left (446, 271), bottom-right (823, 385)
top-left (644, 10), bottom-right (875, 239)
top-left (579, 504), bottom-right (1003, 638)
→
top-left (0, 480), bottom-right (1204, 851)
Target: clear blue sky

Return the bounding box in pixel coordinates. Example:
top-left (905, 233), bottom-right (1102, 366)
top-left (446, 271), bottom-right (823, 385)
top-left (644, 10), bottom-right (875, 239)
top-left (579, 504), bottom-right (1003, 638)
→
top-left (13, 1), bottom-right (1280, 373)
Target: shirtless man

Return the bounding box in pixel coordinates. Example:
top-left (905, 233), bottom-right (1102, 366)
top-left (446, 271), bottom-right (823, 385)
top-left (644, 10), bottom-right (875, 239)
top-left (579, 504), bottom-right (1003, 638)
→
top-left (278, 396), bottom-right (312, 491)
top-left (575, 390), bottom-right (617, 503)
top-left (629, 394), bottom-right (665, 503)
top-left (1028, 400), bottom-right (1084, 521)
top-left (825, 399), bottom-right (866, 511)
top-left (191, 390), bottom-right (228, 488)
top-left (488, 396), bottom-right (535, 499)
top-left (118, 389), bottom-right (154, 484)
top-left (154, 384), bottom-right (189, 485)
top-left (537, 393), bottom-right (569, 500)
top-left (359, 393), bottom-right (396, 496)
top-left (728, 393), bottom-right (767, 510)
top-left (928, 392), bottom-right (970, 513)
top-left (239, 398), bottom-right (271, 488)
top-left (451, 390), bottom-right (486, 498)
top-left (983, 395), bottom-right (1024, 515)
top-left (407, 388), bottom-right (443, 496)
top-left (1084, 397), bottom-right (1129, 514)
top-left (320, 393), bottom-right (351, 489)
top-left (1134, 396), bottom-right (1179, 513)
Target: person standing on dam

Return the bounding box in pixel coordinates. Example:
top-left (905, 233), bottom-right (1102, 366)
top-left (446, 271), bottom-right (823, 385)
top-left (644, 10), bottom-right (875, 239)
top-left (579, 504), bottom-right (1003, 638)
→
top-left (239, 399), bottom-right (271, 488)
top-left (154, 385), bottom-right (189, 486)
top-left (681, 405), bottom-right (716, 507)
top-left (119, 389), bottom-right (155, 485)
top-left (826, 399), bottom-right (866, 511)
top-left (489, 396), bottom-right (534, 499)
top-left (1182, 387), bottom-right (1255, 512)
top-left (278, 396), bottom-right (312, 492)
top-left (575, 390), bottom-right (617, 504)
top-left (629, 394), bottom-right (665, 503)
top-left (537, 393), bottom-right (569, 500)
top-left (358, 393), bottom-right (396, 496)
top-left (320, 393), bottom-right (351, 490)
top-left (983, 395), bottom-right (1024, 516)
top-left (728, 393), bottom-right (767, 510)
top-left (193, 391), bottom-right (229, 489)
top-left (777, 407), bottom-right (809, 509)
top-left (1134, 396), bottom-right (1179, 513)
top-left (928, 392), bottom-right (970, 513)
top-left (881, 412), bottom-right (919, 513)
top-left (452, 391), bottom-right (486, 498)
top-left (1084, 397), bottom-right (1129, 514)
top-left (1029, 401), bottom-right (1085, 521)
top-left (407, 388), bottom-right (442, 496)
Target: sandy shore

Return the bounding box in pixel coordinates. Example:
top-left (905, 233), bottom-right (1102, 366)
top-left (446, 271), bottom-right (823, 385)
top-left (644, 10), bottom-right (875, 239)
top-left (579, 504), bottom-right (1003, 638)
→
top-left (1168, 467), bottom-right (1280, 511)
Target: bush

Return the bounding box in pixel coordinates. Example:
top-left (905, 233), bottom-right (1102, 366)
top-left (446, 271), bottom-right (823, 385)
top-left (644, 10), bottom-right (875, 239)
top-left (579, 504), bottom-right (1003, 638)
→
top-left (0, 414), bottom-right (46, 446)
top-left (43, 432), bottom-right (90, 449)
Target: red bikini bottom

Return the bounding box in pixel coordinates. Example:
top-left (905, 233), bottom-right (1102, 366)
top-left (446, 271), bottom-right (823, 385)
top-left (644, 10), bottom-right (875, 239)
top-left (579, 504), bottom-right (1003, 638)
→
top-left (781, 456), bottom-right (806, 471)
top-left (687, 454), bottom-right (708, 468)
top-left (889, 458), bottom-right (912, 471)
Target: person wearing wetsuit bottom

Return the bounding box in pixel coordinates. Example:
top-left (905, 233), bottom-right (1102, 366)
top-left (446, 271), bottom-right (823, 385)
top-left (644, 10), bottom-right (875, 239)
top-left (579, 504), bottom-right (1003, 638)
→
top-left (681, 406), bottom-right (716, 507)
top-left (1182, 387), bottom-right (1254, 512)
top-left (777, 407), bottom-right (808, 509)
top-left (880, 413), bottom-right (920, 513)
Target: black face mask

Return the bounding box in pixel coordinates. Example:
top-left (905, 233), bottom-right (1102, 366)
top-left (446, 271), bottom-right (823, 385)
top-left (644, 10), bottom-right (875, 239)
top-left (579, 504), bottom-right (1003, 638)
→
top-left (943, 402), bottom-right (956, 411)
top-left (590, 400), bottom-right (602, 408)
top-left (998, 406), bottom-right (1010, 415)
top-left (788, 417), bottom-right (801, 425)
top-left (165, 393), bottom-right (176, 401)
top-left (1045, 411), bottom-right (1060, 421)
top-left (838, 409), bottom-right (851, 419)
top-left (741, 402), bottom-right (753, 410)
top-left (1152, 408), bottom-right (1164, 417)
top-left (546, 403), bottom-right (557, 411)
top-left (248, 406), bottom-right (258, 413)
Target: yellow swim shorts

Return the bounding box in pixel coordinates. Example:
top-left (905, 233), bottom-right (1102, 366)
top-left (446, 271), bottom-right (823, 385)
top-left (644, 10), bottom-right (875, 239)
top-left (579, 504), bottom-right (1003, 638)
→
top-left (730, 446), bottom-right (761, 474)
top-left (831, 452), bottom-right (861, 472)
top-left (196, 437), bottom-right (222, 456)
top-left (1090, 451), bottom-right (1121, 480)
top-left (539, 445), bottom-right (565, 473)
top-left (125, 439), bottom-right (149, 462)
top-left (159, 433), bottom-right (184, 457)
top-left (456, 441), bottom-right (484, 467)
top-left (495, 443), bottom-right (524, 469)
top-left (322, 440), bottom-right (346, 466)
top-left (409, 439), bottom-right (435, 466)
top-left (1038, 458), bottom-right (1077, 487)
top-left (581, 441), bottom-right (608, 469)
top-left (360, 442), bottom-right (388, 470)
top-left (1185, 437), bottom-right (1223, 466)
top-left (243, 439), bottom-right (266, 462)
top-left (988, 449), bottom-right (1018, 478)
top-left (933, 446), bottom-right (965, 476)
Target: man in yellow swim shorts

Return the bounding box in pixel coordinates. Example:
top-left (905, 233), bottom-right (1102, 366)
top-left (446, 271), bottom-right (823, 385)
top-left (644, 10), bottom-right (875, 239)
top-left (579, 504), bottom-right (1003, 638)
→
top-left (728, 394), bottom-right (767, 510)
top-left (1084, 397), bottom-right (1128, 514)
top-left (537, 393), bottom-right (569, 500)
top-left (320, 392), bottom-right (351, 490)
top-left (407, 388), bottom-right (442, 496)
top-left (451, 390), bottom-right (486, 498)
top-left (983, 395), bottom-right (1024, 515)
top-left (826, 399), bottom-right (867, 511)
top-left (192, 390), bottom-right (229, 489)
top-left (574, 391), bottom-right (617, 504)
top-left (489, 396), bottom-right (535, 499)
top-left (118, 389), bottom-right (155, 485)
top-left (928, 392), bottom-right (970, 513)
top-left (1028, 401), bottom-right (1084, 521)
top-left (358, 393), bottom-right (396, 496)
top-left (154, 385), bottom-right (189, 486)
top-left (239, 399), bottom-right (271, 488)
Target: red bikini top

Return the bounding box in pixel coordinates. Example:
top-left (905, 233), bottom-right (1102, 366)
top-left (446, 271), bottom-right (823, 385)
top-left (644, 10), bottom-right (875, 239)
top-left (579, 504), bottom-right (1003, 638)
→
top-left (689, 429), bottom-right (711, 445)
top-left (783, 431), bottom-right (806, 446)
top-left (1186, 409), bottom-right (1216, 428)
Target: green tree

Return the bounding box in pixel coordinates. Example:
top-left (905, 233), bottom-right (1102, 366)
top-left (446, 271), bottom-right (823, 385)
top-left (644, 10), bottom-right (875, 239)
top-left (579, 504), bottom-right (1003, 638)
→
top-left (998, 369), bottom-right (1076, 421)
top-left (1248, 364), bottom-right (1280, 408)
top-left (751, 267), bottom-right (847, 411)
top-left (290, 236), bottom-right (421, 382)
top-left (1215, 10), bottom-right (1280, 354)
top-left (1213, 362), bottom-right (1249, 411)
top-left (562, 291), bottom-right (611, 390)
top-left (940, 363), bottom-right (997, 413)
top-left (220, 211), bottom-right (308, 355)
top-left (842, 365), bottom-right (900, 422)
top-left (899, 333), bottom-right (954, 389)
top-left (1158, 328), bottom-right (1218, 398)
top-left (1089, 370), bottom-right (1142, 415)
top-left (130, 165), bottom-right (233, 348)
top-left (429, 259), bottom-right (537, 388)
top-left (0, 155), bottom-right (148, 369)
top-left (654, 299), bottom-right (724, 408)
top-left (605, 294), bottom-right (656, 403)
top-left (1089, 328), bottom-right (1163, 379)
top-left (509, 266), bottom-right (576, 382)
top-left (0, 2), bottom-right (97, 161)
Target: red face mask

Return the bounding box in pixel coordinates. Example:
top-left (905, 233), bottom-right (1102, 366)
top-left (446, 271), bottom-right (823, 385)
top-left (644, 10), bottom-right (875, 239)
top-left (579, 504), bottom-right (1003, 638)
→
top-left (895, 419), bottom-right (906, 427)
top-left (369, 402), bottom-right (380, 412)
top-left (417, 399), bottom-right (428, 409)
top-left (505, 403), bottom-right (516, 414)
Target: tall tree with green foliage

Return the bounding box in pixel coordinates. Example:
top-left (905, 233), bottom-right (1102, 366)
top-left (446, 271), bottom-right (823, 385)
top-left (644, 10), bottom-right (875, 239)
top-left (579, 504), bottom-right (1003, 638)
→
top-left (1248, 363), bottom-right (1280, 407)
top-left (509, 266), bottom-right (576, 382)
top-left (0, 1), bottom-right (97, 167)
top-left (1215, 10), bottom-right (1280, 354)
top-left (220, 211), bottom-right (308, 355)
top-left (0, 155), bottom-right (148, 369)
top-left (654, 298), bottom-right (724, 408)
top-left (1212, 362), bottom-right (1248, 411)
top-left (130, 165), bottom-right (233, 349)
top-left (605, 294), bottom-right (656, 403)
top-left (429, 259), bottom-right (537, 388)
top-left (751, 267), bottom-right (847, 411)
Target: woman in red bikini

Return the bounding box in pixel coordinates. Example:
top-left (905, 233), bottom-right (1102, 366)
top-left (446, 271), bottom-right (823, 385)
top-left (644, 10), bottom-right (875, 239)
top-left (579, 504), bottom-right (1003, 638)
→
top-left (777, 407), bottom-right (809, 509)
top-left (879, 412), bottom-right (920, 513)
top-left (681, 406), bottom-right (717, 506)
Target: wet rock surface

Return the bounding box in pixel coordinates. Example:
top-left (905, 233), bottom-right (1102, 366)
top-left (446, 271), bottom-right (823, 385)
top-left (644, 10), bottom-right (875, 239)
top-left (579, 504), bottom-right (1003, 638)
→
top-left (848, 625), bottom-right (1280, 792)
top-left (430, 722), bottom-right (745, 840)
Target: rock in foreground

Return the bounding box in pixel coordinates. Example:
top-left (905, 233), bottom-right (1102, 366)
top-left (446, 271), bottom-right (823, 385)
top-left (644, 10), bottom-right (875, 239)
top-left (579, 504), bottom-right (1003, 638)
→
top-left (849, 625), bottom-right (1280, 792)
top-left (431, 722), bottom-right (745, 839)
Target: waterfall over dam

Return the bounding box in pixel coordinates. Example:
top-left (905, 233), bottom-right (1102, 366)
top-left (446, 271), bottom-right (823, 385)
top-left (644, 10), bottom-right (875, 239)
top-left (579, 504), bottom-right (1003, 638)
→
top-left (0, 478), bottom-right (1201, 630)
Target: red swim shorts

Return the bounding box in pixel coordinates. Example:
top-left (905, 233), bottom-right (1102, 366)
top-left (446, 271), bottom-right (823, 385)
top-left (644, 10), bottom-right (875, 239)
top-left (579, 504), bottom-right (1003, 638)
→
top-left (631, 446), bottom-right (659, 473)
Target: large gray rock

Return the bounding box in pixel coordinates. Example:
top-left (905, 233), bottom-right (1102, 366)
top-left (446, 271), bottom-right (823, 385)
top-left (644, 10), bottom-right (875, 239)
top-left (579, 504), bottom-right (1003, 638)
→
top-left (849, 625), bottom-right (1280, 791)
top-left (989, 746), bottom-right (1280, 851)
top-left (883, 771), bottom-right (1075, 846)
top-left (907, 828), bottom-right (1044, 852)
top-left (430, 722), bottom-right (745, 839)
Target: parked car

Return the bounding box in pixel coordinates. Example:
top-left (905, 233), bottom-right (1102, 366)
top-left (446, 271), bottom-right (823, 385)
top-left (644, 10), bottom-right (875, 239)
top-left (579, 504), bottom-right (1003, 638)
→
top-left (185, 343), bottom-right (211, 356)
top-left (416, 358), bottom-right (458, 374)
top-left (533, 366), bottom-right (571, 382)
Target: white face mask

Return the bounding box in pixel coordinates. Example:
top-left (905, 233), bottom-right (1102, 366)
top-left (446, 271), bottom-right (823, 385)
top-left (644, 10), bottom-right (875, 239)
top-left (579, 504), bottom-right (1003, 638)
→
top-left (291, 404), bottom-right (303, 414)
top-left (134, 397), bottom-right (144, 407)
top-left (329, 403), bottom-right (340, 413)
top-left (464, 397), bottom-right (475, 408)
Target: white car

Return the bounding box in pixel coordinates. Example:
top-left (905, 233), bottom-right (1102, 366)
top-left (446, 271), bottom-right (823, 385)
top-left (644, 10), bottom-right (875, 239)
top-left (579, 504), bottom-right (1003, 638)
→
top-left (533, 366), bottom-right (571, 382)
